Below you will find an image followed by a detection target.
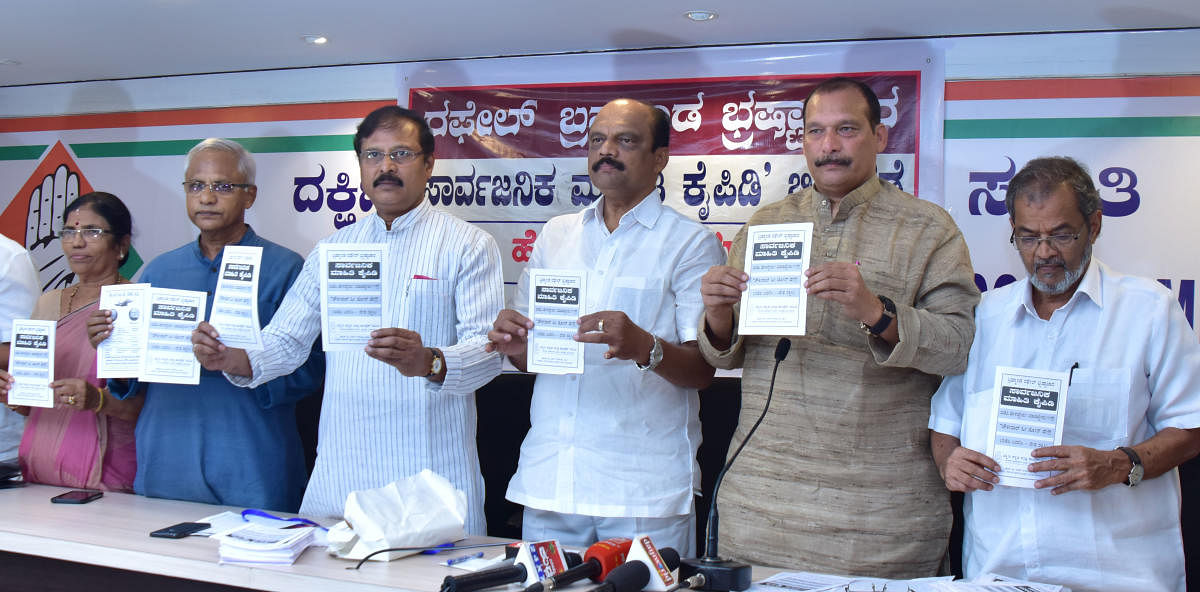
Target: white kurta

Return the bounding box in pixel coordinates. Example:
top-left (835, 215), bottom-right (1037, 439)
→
top-left (931, 259), bottom-right (1200, 592)
top-left (232, 202), bottom-right (504, 533)
top-left (505, 194), bottom-right (726, 518)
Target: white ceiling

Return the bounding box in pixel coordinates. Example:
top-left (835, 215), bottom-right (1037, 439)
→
top-left (1, 0), bottom-right (1198, 88)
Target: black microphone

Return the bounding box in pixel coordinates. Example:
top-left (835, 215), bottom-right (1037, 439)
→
top-left (593, 547), bottom-right (680, 592)
top-left (591, 561), bottom-right (649, 592)
top-left (680, 337), bottom-right (790, 591)
top-left (441, 551), bottom-right (582, 592)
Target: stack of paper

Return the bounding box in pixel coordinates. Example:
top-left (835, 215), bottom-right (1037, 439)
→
top-left (211, 523), bottom-right (316, 565)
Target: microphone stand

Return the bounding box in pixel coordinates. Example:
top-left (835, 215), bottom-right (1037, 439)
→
top-left (680, 337), bottom-right (791, 591)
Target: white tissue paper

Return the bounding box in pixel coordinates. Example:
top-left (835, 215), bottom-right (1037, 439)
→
top-left (326, 469), bottom-right (467, 561)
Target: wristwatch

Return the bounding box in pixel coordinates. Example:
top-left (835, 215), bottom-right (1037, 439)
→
top-left (636, 335), bottom-right (664, 372)
top-left (859, 295), bottom-right (896, 336)
top-left (1117, 446), bottom-right (1144, 487)
top-left (426, 348), bottom-right (444, 377)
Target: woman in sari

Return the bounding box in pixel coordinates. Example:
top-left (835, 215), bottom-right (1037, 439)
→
top-left (0, 191), bottom-right (141, 491)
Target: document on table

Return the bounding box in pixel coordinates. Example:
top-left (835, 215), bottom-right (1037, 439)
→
top-left (208, 245), bottom-right (264, 350)
top-left (6, 319), bottom-right (56, 408)
top-left (738, 222), bottom-right (813, 336)
top-left (319, 243), bottom-right (388, 351)
top-left (526, 269), bottom-right (586, 374)
top-left (986, 366), bottom-right (1070, 488)
top-left (97, 283), bottom-right (151, 378)
top-left (141, 288), bottom-right (206, 385)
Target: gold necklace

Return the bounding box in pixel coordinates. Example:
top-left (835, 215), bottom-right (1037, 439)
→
top-left (66, 273), bottom-right (121, 314)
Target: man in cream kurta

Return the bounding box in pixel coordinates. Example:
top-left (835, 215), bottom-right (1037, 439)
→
top-left (699, 78), bottom-right (979, 576)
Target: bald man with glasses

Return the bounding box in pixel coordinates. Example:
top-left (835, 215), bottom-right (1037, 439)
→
top-left (95, 138), bottom-right (324, 512)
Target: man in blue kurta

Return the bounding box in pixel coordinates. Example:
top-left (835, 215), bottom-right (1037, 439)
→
top-left (102, 139), bottom-right (323, 511)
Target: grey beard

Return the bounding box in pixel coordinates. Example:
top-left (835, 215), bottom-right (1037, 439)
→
top-left (1030, 243), bottom-right (1092, 295)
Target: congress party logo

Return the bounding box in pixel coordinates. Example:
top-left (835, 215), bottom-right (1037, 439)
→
top-left (3, 141), bottom-right (141, 292)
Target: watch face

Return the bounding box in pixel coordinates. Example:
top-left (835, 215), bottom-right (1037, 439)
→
top-left (1130, 464), bottom-right (1145, 485)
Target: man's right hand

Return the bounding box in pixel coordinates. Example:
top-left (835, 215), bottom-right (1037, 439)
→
top-left (700, 265), bottom-right (748, 348)
top-left (939, 445), bottom-right (1002, 492)
top-left (190, 321), bottom-right (252, 377)
top-left (486, 309), bottom-right (532, 362)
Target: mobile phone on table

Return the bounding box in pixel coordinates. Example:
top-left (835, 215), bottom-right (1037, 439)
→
top-left (150, 521), bottom-right (211, 539)
top-left (50, 490), bottom-right (103, 504)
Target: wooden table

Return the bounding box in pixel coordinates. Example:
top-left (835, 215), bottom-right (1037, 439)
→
top-left (0, 483), bottom-right (508, 591)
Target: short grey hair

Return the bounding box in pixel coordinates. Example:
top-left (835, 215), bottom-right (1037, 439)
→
top-left (1006, 156), bottom-right (1101, 222)
top-left (185, 138), bottom-right (256, 185)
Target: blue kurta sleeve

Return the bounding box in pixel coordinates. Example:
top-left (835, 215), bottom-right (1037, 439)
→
top-left (246, 244), bottom-right (324, 408)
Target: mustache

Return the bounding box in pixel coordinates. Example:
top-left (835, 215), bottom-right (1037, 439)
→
top-left (373, 173), bottom-right (404, 187)
top-left (591, 157), bottom-right (625, 172)
top-left (814, 156), bottom-right (852, 167)
top-left (1035, 256), bottom-right (1065, 267)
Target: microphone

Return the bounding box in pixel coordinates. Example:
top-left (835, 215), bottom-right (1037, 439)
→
top-left (593, 546), bottom-right (682, 592)
top-left (680, 337), bottom-right (790, 591)
top-left (523, 537), bottom-right (632, 592)
top-left (441, 545), bottom-right (582, 592)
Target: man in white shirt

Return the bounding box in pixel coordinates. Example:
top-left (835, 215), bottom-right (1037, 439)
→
top-left (488, 98), bottom-right (725, 556)
top-left (0, 235), bottom-right (39, 461)
top-left (929, 156), bottom-right (1200, 592)
top-left (193, 106), bottom-right (503, 531)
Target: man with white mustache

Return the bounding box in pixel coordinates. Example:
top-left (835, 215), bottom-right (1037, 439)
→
top-left (930, 156), bottom-right (1200, 591)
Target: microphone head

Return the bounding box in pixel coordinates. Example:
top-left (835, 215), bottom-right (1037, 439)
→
top-left (583, 538), bottom-right (633, 581)
top-left (658, 547), bottom-right (681, 570)
top-left (775, 337), bottom-right (791, 361)
top-left (563, 551), bottom-right (583, 568)
top-left (601, 560), bottom-right (650, 592)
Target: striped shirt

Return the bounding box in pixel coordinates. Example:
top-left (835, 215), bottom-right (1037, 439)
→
top-left (231, 200), bottom-right (504, 533)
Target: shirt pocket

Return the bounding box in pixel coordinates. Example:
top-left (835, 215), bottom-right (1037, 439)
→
top-left (1062, 368), bottom-right (1131, 450)
top-left (608, 275), bottom-right (666, 334)
top-left (402, 278), bottom-right (454, 343)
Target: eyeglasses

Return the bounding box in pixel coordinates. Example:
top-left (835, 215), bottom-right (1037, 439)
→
top-left (1010, 232), bottom-right (1081, 251)
top-left (182, 181), bottom-right (253, 195)
top-left (58, 228), bottom-right (113, 241)
top-left (359, 149), bottom-right (424, 165)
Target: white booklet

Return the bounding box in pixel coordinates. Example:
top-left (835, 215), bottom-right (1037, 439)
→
top-left (318, 243), bottom-right (388, 351)
top-left (738, 222), bottom-right (813, 336)
top-left (96, 283), bottom-right (206, 384)
top-left (986, 366), bottom-right (1070, 488)
top-left (526, 269), bottom-right (586, 374)
top-left (208, 245), bottom-right (264, 351)
top-left (6, 319), bottom-right (56, 408)
top-left (96, 283), bottom-right (152, 379)
top-left (141, 288), bottom-right (206, 385)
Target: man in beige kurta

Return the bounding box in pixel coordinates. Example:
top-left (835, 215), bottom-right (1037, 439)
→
top-left (699, 77), bottom-right (979, 577)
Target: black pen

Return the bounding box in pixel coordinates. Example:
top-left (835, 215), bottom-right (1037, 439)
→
top-left (1068, 362), bottom-right (1079, 385)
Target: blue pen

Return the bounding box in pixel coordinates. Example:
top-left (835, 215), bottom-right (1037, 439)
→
top-left (446, 551), bottom-right (484, 566)
top-left (421, 542), bottom-right (456, 555)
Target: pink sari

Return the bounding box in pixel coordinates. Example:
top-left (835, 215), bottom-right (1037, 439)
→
top-left (19, 300), bottom-right (136, 491)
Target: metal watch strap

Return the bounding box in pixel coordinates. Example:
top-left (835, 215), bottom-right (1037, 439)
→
top-left (636, 335), bottom-right (663, 372)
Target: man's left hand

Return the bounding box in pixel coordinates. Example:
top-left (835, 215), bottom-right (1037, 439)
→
top-left (805, 262), bottom-right (881, 324)
top-left (575, 311), bottom-right (653, 364)
top-left (1029, 445), bottom-right (1126, 495)
top-left (365, 328), bottom-right (431, 377)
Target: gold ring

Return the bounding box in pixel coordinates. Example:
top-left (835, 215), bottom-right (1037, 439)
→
top-left (597, 320), bottom-right (605, 332)
top-left (68, 395), bottom-right (76, 406)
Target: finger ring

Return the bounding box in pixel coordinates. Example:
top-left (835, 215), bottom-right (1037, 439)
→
top-left (597, 320), bottom-right (605, 332)
top-left (68, 395), bottom-right (76, 406)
